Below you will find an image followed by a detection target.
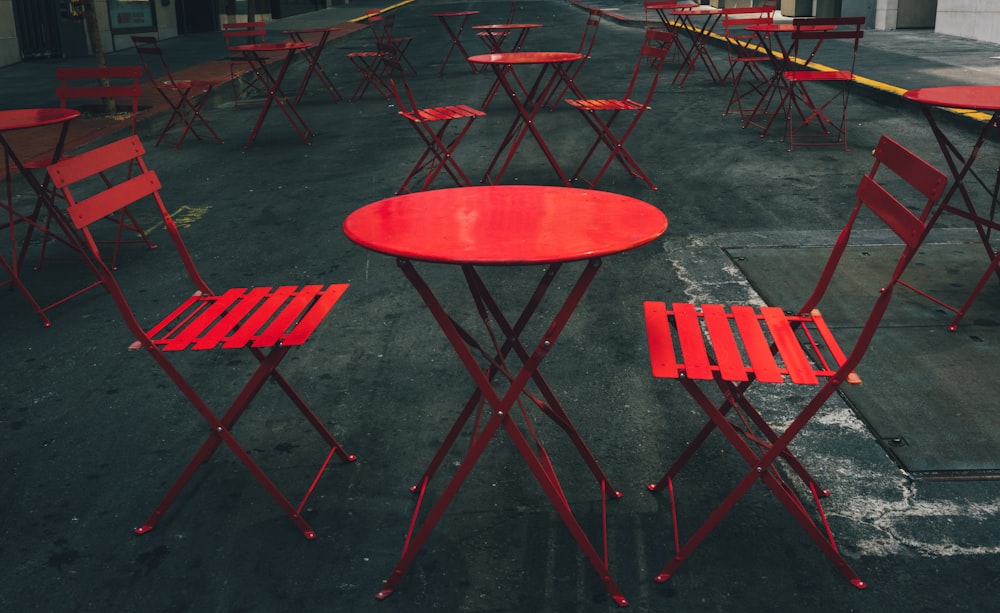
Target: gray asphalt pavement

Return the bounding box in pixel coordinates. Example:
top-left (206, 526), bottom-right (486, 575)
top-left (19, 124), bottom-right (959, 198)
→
top-left (3, 1), bottom-right (1000, 611)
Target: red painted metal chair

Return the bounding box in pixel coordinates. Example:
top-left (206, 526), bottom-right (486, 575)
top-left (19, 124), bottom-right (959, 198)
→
top-left (222, 21), bottom-right (271, 107)
top-left (564, 28), bottom-right (674, 190)
top-left (47, 135), bottom-right (356, 539)
top-left (48, 66), bottom-right (156, 270)
top-left (347, 11), bottom-right (397, 101)
top-left (782, 16), bottom-right (865, 151)
top-left (643, 135), bottom-right (947, 589)
top-left (383, 50), bottom-right (485, 193)
top-left (131, 36), bottom-right (224, 148)
top-left (368, 10), bottom-right (416, 75)
top-left (544, 8), bottom-right (602, 111)
top-left (720, 6), bottom-right (775, 121)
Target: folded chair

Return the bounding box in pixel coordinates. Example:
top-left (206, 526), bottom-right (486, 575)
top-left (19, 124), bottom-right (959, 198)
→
top-left (782, 16), bottom-right (865, 151)
top-left (132, 36), bottom-right (224, 148)
top-left (643, 135), bottom-right (947, 588)
top-left (564, 28), bottom-right (674, 190)
top-left (48, 66), bottom-right (156, 271)
top-left (720, 6), bottom-right (775, 121)
top-left (47, 135), bottom-right (356, 539)
top-left (222, 21), bottom-right (271, 107)
top-left (544, 8), bottom-right (602, 111)
top-left (383, 49), bottom-right (485, 193)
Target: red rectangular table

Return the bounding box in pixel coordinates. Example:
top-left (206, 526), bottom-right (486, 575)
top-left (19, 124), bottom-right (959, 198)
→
top-left (343, 185), bottom-right (668, 606)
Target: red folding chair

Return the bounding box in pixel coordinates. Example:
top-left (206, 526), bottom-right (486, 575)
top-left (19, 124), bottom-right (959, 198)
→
top-left (643, 135), bottom-right (947, 589)
top-left (720, 6), bottom-right (775, 121)
top-left (222, 21), bottom-right (271, 107)
top-left (47, 135), bottom-right (356, 539)
top-left (383, 49), bottom-right (485, 193)
top-left (347, 11), bottom-right (397, 101)
top-left (544, 8), bottom-right (602, 111)
top-left (368, 10), bottom-right (416, 75)
top-left (47, 66), bottom-right (156, 271)
top-left (782, 16), bottom-right (865, 151)
top-left (564, 28), bottom-right (674, 190)
top-left (131, 36), bottom-right (224, 149)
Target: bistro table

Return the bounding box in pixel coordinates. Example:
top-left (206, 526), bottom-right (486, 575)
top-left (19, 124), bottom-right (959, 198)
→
top-left (670, 6), bottom-right (724, 86)
top-left (431, 10), bottom-right (481, 75)
top-left (343, 185), bottom-right (668, 606)
top-left (469, 52), bottom-right (585, 185)
top-left (0, 108), bottom-right (101, 326)
top-left (229, 41), bottom-right (315, 148)
top-left (282, 27), bottom-right (343, 104)
top-left (472, 22), bottom-right (542, 54)
top-left (743, 22), bottom-right (835, 137)
top-left (903, 85), bottom-right (1000, 330)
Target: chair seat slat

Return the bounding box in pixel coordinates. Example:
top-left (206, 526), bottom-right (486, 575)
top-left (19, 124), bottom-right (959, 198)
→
top-left (673, 303), bottom-right (713, 380)
top-left (731, 305), bottom-right (783, 383)
top-left (761, 306), bottom-right (819, 385)
top-left (644, 301), bottom-right (680, 378)
top-left (221, 286), bottom-right (296, 348)
top-left (191, 286), bottom-right (273, 350)
top-left (160, 288), bottom-right (245, 351)
top-left (702, 304), bottom-right (749, 381)
top-left (281, 284), bottom-right (350, 346)
top-left (252, 285), bottom-right (326, 347)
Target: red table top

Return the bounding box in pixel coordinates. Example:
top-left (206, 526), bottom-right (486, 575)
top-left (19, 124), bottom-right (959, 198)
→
top-left (646, 1), bottom-right (700, 8)
top-left (230, 41), bottom-right (313, 52)
top-left (903, 86), bottom-right (1000, 112)
top-left (432, 10), bottom-right (480, 17)
top-left (671, 7), bottom-right (722, 15)
top-left (746, 23), bottom-right (836, 33)
top-left (343, 186), bottom-right (668, 265)
top-left (0, 108), bottom-right (80, 132)
top-left (468, 51), bottom-right (583, 65)
top-left (281, 27), bottom-right (340, 34)
top-left (472, 23), bottom-right (543, 31)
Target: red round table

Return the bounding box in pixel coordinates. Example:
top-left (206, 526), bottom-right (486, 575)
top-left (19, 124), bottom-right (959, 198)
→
top-left (344, 185), bottom-right (667, 606)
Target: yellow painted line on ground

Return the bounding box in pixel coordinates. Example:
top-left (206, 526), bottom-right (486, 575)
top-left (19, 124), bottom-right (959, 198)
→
top-left (144, 205), bottom-right (212, 232)
top-left (348, 0), bottom-right (416, 23)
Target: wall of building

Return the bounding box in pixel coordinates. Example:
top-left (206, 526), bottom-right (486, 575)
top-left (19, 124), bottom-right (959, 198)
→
top-left (0, 1), bottom-right (18, 67)
top-left (936, 0), bottom-right (1000, 43)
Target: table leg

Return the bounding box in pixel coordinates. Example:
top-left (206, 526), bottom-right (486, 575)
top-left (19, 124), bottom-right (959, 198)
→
top-left (482, 63), bottom-right (574, 186)
top-left (673, 14), bottom-right (723, 87)
top-left (376, 258), bottom-right (627, 606)
top-left (0, 128), bottom-right (102, 324)
top-left (920, 108), bottom-right (1000, 329)
top-left (243, 50), bottom-right (314, 148)
top-left (292, 32), bottom-right (343, 104)
top-left (437, 14), bottom-right (478, 75)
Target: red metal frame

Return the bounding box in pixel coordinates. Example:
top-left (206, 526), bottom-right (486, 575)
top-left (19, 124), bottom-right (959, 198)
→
top-left (222, 21), bottom-right (269, 107)
top-left (283, 27), bottom-right (344, 104)
top-left (343, 185), bottom-right (668, 606)
top-left (0, 108), bottom-right (103, 326)
top-left (669, 6), bottom-right (724, 87)
top-left (384, 49), bottom-right (485, 193)
top-left (720, 6), bottom-right (775, 120)
top-left (643, 136), bottom-right (946, 589)
top-left (564, 29), bottom-right (674, 190)
top-left (229, 42), bottom-right (315, 148)
top-left (48, 135), bottom-right (356, 538)
top-left (902, 86), bottom-right (1000, 330)
top-left (782, 17), bottom-right (865, 151)
top-left (431, 10), bottom-right (481, 75)
top-left (131, 36), bottom-right (224, 149)
top-left (51, 66), bottom-right (155, 271)
top-left (469, 52), bottom-right (585, 186)
top-left (544, 8), bottom-right (602, 111)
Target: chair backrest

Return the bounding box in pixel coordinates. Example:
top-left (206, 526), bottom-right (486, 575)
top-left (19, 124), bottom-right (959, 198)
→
top-left (55, 66), bottom-right (144, 135)
top-left (576, 8), bottom-right (602, 57)
top-left (131, 35), bottom-right (182, 88)
top-left (798, 135), bottom-right (946, 360)
top-left (47, 135), bottom-right (211, 336)
top-left (791, 16), bottom-right (865, 69)
top-left (222, 21), bottom-right (266, 51)
top-left (622, 29), bottom-right (675, 103)
top-left (723, 6), bottom-right (776, 55)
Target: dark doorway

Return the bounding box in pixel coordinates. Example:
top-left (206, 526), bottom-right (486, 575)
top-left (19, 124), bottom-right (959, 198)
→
top-left (12, 0), bottom-right (61, 59)
top-left (177, 0), bottom-right (218, 34)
